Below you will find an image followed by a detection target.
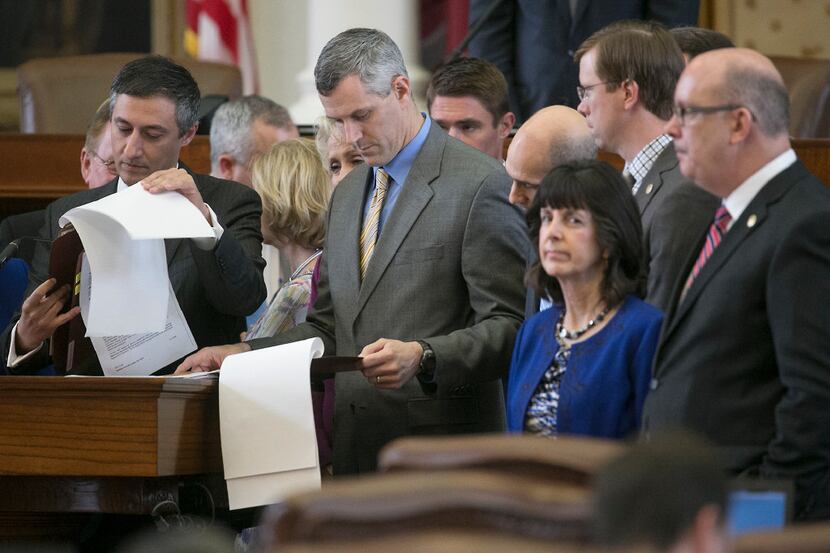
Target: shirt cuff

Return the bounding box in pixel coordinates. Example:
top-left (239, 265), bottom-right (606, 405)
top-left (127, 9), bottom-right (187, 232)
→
top-left (7, 322), bottom-right (44, 368)
top-left (191, 203), bottom-right (224, 250)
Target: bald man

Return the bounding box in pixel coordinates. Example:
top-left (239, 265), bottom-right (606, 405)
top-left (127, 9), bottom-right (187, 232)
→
top-left (505, 105), bottom-right (596, 315)
top-left (643, 48), bottom-right (830, 521)
top-left (506, 105), bottom-right (595, 210)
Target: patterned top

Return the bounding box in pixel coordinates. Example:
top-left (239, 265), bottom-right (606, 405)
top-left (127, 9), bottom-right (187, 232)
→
top-left (624, 134), bottom-right (672, 194)
top-left (245, 255), bottom-right (321, 340)
top-left (524, 343), bottom-right (571, 435)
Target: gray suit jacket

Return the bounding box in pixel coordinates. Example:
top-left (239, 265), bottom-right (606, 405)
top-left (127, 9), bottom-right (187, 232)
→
top-left (636, 144), bottom-right (719, 313)
top-left (1, 167), bottom-right (266, 375)
top-left (250, 123), bottom-right (529, 474)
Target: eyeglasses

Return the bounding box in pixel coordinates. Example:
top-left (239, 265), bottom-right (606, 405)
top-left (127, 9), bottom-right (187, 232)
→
top-left (90, 150), bottom-right (117, 172)
top-left (513, 181), bottom-right (539, 191)
top-left (576, 81), bottom-right (616, 101)
top-left (672, 104), bottom-right (754, 125)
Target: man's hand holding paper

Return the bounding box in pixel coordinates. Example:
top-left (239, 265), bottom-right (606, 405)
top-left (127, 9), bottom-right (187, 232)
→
top-left (142, 168), bottom-right (212, 224)
top-left (174, 342), bottom-right (252, 374)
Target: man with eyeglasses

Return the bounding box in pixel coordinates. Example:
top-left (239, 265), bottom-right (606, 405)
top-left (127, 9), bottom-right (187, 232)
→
top-left (80, 98), bottom-right (120, 189)
top-left (575, 20), bottom-right (719, 312)
top-left (643, 48), bottom-right (830, 522)
top-left (504, 105), bottom-right (596, 316)
top-left (1, 98), bottom-right (120, 266)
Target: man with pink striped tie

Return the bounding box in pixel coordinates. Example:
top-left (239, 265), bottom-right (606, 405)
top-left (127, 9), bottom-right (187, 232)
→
top-left (642, 48), bottom-right (830, 522)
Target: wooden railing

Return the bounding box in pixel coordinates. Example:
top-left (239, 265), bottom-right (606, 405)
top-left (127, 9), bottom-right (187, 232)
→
top-left (0, 135), bottom-right (828, 219)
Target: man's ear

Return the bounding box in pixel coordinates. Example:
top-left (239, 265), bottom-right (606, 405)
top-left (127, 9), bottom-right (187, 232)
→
top-left (728, 107), bottom-right (754, 145)
top-left (179, 123), bottom-right (198, 146)
top-left (498, 112), bottom-right (516, 139)
top-left (80, 148), bottom-right (92, 182)
top-left (391, 75), bottom-right (411, 102)
top-left (622, 79), bottom-right (639, 111)
top-left (217, 155), bottom-right (236, 180)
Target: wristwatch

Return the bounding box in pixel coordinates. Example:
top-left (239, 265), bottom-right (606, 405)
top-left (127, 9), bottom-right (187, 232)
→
top-left (416, 340), bottom-right (436, 377)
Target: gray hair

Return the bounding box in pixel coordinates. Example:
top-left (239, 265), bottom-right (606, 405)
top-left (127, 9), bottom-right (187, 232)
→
top-left (550, 132), bottom-right (598, 168)
top-left (722, 69), bottom-right (789, 137)
top-left (314, 28), bottom-right (408, 97)
top-left (210, 95), bottom-right (296, 169)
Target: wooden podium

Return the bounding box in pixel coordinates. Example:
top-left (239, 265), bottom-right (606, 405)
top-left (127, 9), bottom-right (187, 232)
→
top-left (0, 376), bottom-right (225, 543)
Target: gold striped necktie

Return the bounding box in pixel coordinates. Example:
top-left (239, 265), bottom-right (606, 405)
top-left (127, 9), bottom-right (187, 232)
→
top-left (359, 168), bottom-right (390, 280)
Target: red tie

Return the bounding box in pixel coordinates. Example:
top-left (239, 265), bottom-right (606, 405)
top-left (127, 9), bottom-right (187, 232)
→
top-left (684, 205), bottom-right (732, 291)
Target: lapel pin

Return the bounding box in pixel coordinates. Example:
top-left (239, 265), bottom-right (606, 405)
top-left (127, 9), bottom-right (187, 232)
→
top-left (645, 183), bottom-right (653, 194)
top-left (747, 214), bottom-right (757, 228)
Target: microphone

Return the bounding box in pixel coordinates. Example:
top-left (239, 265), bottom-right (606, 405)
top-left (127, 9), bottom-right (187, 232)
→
top-left (0, 236), bottom-right (52, 268)
top-left (0, 240), bottom-right (18, 267)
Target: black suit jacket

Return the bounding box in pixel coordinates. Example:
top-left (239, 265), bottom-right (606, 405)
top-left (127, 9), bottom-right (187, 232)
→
top-left (642, 160), bottom-right (830, 521)
top-left (636, 144), bottom-right (719, 312)
top-left (0, 210), bottom-right (46, 266)
top-left (468, 0), bottom-right (699, 122)
top-left (1, 168), bottom-right (266, 375)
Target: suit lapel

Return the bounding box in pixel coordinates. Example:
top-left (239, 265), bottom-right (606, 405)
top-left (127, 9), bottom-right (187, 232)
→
top-left (635, 144), bottom-right (678, 214)
top-left (661, 161), bottom-right (804, 345)
top-left (164, 163), bottom-right (199, 265)
top-left (336, 165), bottom-right (371, 322)
top-left (354, 125), bottom-right (443, 317)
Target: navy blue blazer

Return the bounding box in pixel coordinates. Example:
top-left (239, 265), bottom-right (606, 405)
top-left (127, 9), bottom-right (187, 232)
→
top-left (507, 295), bottom-right (662, 438)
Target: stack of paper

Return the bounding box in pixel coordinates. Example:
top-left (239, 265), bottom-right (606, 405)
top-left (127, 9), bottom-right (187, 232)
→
top-left (219, 338), bottom-right (324, 509)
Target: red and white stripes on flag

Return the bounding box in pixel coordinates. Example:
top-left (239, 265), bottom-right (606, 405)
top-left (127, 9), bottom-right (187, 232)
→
top-left (185, 0), bottom-right (258, 94)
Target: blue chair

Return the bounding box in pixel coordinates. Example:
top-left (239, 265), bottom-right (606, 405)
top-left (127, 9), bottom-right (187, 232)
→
top-left (0, 258), bottom-right (28, 331)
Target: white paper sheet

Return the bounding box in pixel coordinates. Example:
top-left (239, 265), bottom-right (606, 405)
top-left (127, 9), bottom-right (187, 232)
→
top-left (219, 338), bottom-right (324, 510)
top-left (79, 254), bottom-right (197, 376)
top-left (59, 183), bottom-right (213, 336)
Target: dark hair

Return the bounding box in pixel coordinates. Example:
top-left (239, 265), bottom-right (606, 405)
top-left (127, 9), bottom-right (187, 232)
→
top-left (575, 20), bottom-right (684, 120)
top-left (109, 55), bottom-right (201, 136)
top-left (526, 159), bottom-right (644, 307)
top-left (670, 26), bottom-right (735, 59)
top-left (426, 57), bottom-right (510, 126)
top-left (593, 432), bottom-right (728, 550)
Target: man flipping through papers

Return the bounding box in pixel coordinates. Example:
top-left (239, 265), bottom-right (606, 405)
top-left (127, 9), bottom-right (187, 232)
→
top-left (1, 56), bottom-right (266, 376)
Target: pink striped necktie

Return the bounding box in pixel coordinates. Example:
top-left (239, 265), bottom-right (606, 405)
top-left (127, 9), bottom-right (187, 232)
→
top-left (684, 205), bottom-right (732, 292)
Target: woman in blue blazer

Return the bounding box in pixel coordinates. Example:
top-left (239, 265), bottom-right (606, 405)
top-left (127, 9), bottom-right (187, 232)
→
top-left (507, 160), bottom-right (663, 439)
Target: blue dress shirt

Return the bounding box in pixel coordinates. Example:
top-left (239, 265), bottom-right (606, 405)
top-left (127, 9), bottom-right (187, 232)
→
top-left (362, 114), bottom-right (432, 236)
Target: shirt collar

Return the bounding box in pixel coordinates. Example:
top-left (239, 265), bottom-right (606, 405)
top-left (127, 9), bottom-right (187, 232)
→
top-left (723, 148), bottom-right (796, 229)
top-left (624, 134), bottom-right (672, 185)
top-left (116, 163), bottom-right (180, 192)
top-left (374, 113), bottom-right (431, 186)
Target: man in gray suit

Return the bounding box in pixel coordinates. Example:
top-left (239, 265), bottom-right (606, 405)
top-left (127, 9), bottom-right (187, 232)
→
top-left (575, 21), bottom-right (718, 312)
top-left (178, 28), bottom-right (529, 474)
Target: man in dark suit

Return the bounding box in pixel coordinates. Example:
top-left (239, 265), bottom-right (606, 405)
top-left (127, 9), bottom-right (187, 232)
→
top-left (503, 105), bottom-right (595, 317)
top-left (642, 48), bottom-right (830, 521)
top-left (177, 28), bottom-right (529, 475)
top-left (468, 0), bottom-right (699, 124)
top-left (2, 56), bottom-right (265, 375)
top-left (575, 20), bottom-right (718, 312)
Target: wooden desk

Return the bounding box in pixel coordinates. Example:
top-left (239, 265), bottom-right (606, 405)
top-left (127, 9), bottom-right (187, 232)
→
top-left (0, 135), bottom-right (211, 219)
top-left (0, 376), bottom-right (225, 543)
